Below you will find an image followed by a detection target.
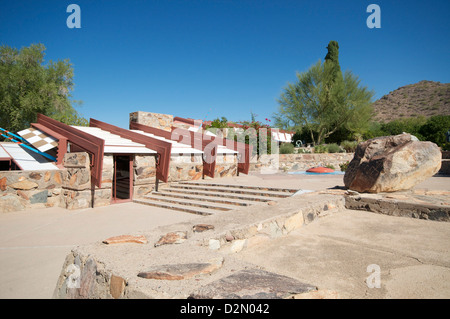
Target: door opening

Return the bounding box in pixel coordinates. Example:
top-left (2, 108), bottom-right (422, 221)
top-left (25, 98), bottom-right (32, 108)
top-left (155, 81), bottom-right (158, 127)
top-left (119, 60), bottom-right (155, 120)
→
top-left (112, 155), bottom-right (133, 202)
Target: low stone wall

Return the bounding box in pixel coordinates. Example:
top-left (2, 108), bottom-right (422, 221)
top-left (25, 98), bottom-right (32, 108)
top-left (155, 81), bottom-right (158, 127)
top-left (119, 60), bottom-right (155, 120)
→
top-left (250, 153), bottom-right (354, 173)
top-left (441, 151), bottom-right (450, 175)
top-left (0, 169), bottom-right (64, 213)
top-left (52, 193), bottom-right (344, 299)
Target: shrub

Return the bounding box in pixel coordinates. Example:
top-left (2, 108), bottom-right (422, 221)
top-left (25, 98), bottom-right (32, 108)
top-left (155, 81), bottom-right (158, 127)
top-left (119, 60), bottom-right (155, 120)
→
top-left (340, 140), bottom-right (358, 153)
top-left (279, 143), bottom-right (295, 154)
top-left (296, 148), bottom-right (311, 154)
top-left (339, 161), bottom-right (350, 172)
top-left (326, 143), bottom-right (342, 153)
top-left (419, 115), bottom-right (450, 150)
top-left (314, 144), bottom-right (328, 153)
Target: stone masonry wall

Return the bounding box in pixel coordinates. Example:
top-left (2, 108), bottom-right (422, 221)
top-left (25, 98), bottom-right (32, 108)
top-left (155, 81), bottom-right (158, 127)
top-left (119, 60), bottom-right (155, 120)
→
top-left (169, 154), bottom-right (203, 182)
top-left (129, 111), bottom-right (173, 132)
top-left (133, 155), bottom-right (157, 198)
top-left (250, 153), bottom-right (355, 173)
top-left (210, 154), bottom-right (237, 179)
top-left (60, 152), bottom-right (93, 210)
top-left (0, 169), bottom-right (64, 213)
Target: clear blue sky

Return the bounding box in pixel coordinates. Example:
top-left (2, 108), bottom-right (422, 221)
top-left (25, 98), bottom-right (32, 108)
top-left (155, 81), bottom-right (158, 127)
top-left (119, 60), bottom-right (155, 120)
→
top-left (1, 0), bottom-right (449, 129)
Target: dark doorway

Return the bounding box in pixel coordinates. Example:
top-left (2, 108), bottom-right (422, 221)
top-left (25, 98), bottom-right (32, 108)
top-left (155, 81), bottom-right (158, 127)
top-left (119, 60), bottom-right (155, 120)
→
top-left (112, 155), bottom-right (133, 202)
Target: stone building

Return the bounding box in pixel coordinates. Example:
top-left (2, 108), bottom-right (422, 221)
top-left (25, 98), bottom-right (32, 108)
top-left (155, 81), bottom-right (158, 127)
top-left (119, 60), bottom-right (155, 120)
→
top-left (0, 112), bottom-right (250, 213)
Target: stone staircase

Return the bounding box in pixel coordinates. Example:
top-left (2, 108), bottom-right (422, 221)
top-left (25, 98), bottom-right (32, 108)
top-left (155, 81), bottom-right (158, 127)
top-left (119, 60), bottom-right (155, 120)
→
top-left (133, 181), bottom-right (299, 215)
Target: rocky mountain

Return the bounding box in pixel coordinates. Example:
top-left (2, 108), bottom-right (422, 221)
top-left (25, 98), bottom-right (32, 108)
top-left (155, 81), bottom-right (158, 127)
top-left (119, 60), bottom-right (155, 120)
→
top-left (371, 80), bottom-right (450, 122)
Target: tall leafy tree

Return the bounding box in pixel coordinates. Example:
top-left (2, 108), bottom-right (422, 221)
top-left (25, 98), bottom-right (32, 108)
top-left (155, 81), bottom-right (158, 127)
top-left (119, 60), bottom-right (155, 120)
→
top-left (0, 43), bottom-right (87, 133)
top-left (274, 41), bottom-right (374, 145)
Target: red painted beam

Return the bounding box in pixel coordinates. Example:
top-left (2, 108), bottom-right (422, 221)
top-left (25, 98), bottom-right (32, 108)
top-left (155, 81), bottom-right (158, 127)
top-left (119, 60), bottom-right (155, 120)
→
top-left (37, 114), bottom-right (105, 188)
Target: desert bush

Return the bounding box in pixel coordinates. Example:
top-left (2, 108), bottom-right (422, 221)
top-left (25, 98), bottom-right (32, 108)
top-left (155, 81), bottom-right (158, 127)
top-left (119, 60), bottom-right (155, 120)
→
top-left (326, 143), bottom-right (342, 153)
top-left (314, 144), bottom-right (328, 153)
top-left (340, 140), bottom-right (358, 153)
top-left (339, 161), bottom-right (350, 172)
top-left (279, 143), bottom-right (295, 154)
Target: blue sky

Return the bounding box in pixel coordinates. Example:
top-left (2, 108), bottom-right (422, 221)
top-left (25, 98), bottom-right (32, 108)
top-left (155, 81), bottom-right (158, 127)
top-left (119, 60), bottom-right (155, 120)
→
top-left (1, 0), bottom-right (449, 129)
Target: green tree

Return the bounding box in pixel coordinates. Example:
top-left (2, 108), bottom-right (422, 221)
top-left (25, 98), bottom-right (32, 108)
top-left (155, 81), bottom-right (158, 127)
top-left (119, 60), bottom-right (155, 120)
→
top-left (274, 41), bottom-right (374, 145)
top-left (419, 115), bottom-right (450, 150)
top-left (0, 43), bottom-right (87, 133)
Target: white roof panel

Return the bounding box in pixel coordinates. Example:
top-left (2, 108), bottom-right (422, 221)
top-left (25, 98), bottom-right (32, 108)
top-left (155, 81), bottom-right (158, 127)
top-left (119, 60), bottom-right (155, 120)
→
top-left (71, 126), bottom-right (157, 154)
top-left (0, 143), bottom-right (58, 170)
top-left (130, 130), bottom-right (204, 154)
top-left (0, 144), bottom-right (10, 158)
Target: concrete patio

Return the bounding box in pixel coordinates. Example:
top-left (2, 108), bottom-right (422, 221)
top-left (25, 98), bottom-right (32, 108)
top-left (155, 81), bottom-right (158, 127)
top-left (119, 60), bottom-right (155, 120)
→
top-left (0, 173), bottom-right (449, 299)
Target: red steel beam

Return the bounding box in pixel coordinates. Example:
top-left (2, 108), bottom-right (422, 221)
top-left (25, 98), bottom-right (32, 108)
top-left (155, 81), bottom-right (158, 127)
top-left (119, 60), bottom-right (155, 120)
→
top-left (173, 117), bottom-right (196, 126)
top-left (37, 114), bottom-right (105, 188)
top-left (90, 118), bottom-right (172, 183)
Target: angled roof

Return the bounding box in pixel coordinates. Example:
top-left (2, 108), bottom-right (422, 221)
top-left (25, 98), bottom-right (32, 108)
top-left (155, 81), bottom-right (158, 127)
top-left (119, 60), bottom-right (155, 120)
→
top-left (71, 126), bottom-right (157, 154)
top-left (0, 143), bottom-right (59, 170)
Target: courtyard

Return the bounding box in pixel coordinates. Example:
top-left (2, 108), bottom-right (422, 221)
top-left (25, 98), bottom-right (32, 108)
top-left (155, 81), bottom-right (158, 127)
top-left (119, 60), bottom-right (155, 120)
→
top-left (0, 173), bottom-right (449, 299)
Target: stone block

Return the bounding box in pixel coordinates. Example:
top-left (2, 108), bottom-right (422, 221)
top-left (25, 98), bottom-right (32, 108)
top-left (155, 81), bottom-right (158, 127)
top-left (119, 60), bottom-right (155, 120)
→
top-left (137, 258), bottom-right (223, 281)
top-left (30, 190), bottom-right (49, 204)
top-left (189, 268), bottom-right (316, 299)
top-left (154, 231), bottom-right (187, 247)
top-left (103, 235), bottom-right (148, 244)
top-left (0, 194), bottom-right (25, 213)
top-left (63, 152), bottom-right (90, 169)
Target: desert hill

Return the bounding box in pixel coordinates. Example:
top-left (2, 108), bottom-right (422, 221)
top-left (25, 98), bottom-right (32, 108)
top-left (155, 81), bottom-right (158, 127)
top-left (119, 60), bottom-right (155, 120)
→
top-left (372, 80), bottom-right (450, 122)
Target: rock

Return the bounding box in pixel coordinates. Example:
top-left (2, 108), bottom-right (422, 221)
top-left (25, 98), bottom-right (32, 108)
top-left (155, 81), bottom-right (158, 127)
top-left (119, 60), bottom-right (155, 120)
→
top-left (344, 133), bottom-right (442, 193)
top-left (230, 239), bottom-right (247, 253)
top-left (154, 231), bottom-right (187, 247)
top-left (193, 224), bottom-right (215, 232)
top-left (137, 258), bottom-right (224, 280)
top-left (29, 172), bottom-right (42, 180)
top-left (323, 203), bottom-right (337, 211)
top-left (0, 194), bottom-right (25, 213)
top-left (209, 239), bottom-right (221, 250)
top-left (103, 235), bottom-right (148, 245)
top-left (110, 275), bottom-right (126, 299)
top-left (54, 171), bottom-right (62, 185)
top-left (189, 268), bottom-right (317, 299)
top-left (30, 190), bottom-right (48, 204)
top-left (16, 190), bottom-right (29, 200)
top-left (9, 180), bottom-right (38, 190)
top-left (283, 212), bottom-right (304, 233)
top-left (0, 177), bottom-right (7, 191)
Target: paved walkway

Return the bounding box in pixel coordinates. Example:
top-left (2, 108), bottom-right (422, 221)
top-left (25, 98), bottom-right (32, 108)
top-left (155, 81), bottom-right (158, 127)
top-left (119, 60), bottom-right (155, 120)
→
top-left (0, 173), bottom-right (449, 298)
top-left (0, 203), bottom-right (202, 298)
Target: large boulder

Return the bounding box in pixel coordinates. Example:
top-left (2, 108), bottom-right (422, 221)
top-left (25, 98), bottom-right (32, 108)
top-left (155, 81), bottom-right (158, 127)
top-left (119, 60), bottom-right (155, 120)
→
top-left (344, 133), bottom-right (441, 193)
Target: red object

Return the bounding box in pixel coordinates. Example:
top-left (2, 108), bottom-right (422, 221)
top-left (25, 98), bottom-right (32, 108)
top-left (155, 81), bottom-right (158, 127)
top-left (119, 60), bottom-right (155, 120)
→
top-left (306, 167), bottom-right (335, 173)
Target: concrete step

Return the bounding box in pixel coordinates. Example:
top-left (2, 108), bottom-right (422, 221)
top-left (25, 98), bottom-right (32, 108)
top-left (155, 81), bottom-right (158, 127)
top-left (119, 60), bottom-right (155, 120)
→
top-left (170, 183), bottom-right (293, 198)
top-left (153, 190), bottom-right (254, 207)
top-left (133, 199), bottom-right (217, 216)
top-left (144, 193), bottom-right (236, 211)
top-left (161, 187), bottom-right (276, 202)
top-left (178, 181), bottom-right (299, 194)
